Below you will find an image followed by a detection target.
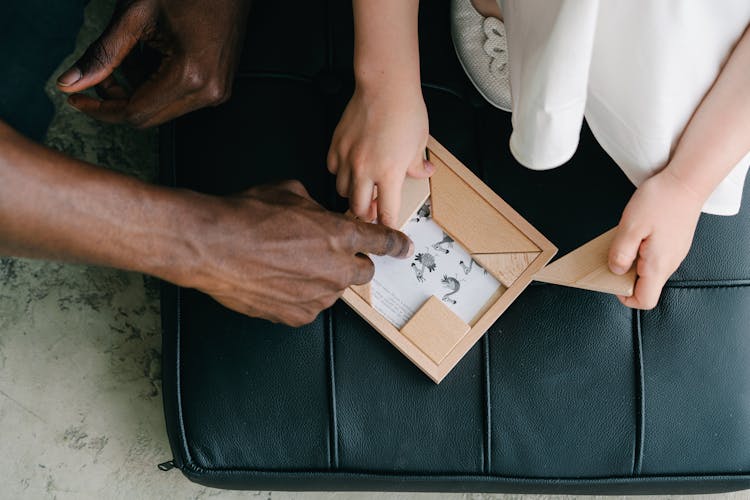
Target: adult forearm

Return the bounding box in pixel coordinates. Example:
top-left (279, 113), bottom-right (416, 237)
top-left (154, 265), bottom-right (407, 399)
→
top-left (664, 25), bottom-right (750, 201)
top-left (0, 122), bottom-right (200, 284)
top-left (352, 0), bottom-right (421, 92)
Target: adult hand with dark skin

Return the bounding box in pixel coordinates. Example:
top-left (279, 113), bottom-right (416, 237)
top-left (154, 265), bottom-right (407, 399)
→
top-left (56, 0), bottom-right (251, 127)
top-left (0, 122), bottom-right (413, 327)
top-left (188, 181), bottom-right (414, 326)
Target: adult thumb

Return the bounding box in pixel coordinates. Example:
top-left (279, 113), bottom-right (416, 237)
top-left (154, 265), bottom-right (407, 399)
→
top-left (57, 6), bottom-right (151, 92)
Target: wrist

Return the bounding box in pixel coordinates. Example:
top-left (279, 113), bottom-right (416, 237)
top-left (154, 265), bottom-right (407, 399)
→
top-left (652, 169), bottom-right (706, 212)
top-left (354, 66), bottom-right (422, 100)
top-left (131, 188), bottom-right (219, 289)
top-left (660, 154), bottom-right (724, 204)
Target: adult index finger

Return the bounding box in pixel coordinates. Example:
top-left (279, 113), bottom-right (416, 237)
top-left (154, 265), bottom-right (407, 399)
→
top-left (353, 221), bottom-right (414, 259)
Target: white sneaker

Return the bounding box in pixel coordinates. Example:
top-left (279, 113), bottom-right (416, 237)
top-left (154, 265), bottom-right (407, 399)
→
top-left (451, 0), bottom-right (511, 111)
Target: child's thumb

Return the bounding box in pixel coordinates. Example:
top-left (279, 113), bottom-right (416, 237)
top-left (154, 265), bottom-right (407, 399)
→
top-left (406, 159), bottom-right (435, 179)
top-left (608, 224), bottom-right (645, 275)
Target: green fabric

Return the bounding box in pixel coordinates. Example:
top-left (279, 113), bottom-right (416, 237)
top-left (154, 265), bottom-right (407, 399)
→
top-left (0, 0), bottom-right (86, 141)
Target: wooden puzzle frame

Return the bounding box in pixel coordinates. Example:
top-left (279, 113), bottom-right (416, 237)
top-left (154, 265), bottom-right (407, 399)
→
top-left (342, 136), bottom-right (558, 383)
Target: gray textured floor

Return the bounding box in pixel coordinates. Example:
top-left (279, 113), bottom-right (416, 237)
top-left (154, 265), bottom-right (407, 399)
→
top-left (0, 1), bottom-right (748, 499)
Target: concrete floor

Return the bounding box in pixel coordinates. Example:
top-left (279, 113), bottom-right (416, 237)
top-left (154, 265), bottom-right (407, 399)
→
top-left (0, 1), bottom-right (748, 499)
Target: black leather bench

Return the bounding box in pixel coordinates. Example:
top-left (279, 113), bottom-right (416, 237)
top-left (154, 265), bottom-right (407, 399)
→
top-left (159, 0), bottom-right (750, 493)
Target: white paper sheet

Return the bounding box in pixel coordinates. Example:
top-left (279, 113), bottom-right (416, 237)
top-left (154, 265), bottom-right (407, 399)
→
top-left (370, 200), bottom-right (501, 328)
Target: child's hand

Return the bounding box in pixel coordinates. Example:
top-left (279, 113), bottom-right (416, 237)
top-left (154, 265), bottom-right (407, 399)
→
top-left (608, 171), bottom-right (704, 309)
top-left (327, 86), bottom-right (434, 227)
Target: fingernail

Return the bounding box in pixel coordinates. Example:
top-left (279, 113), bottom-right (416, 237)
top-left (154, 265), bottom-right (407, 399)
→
top-left (610, 255), bottom-right (628, 275)
top-left (610, 264), bottom-right (626, 275)
top-left (57, 67), bottom-right (82, 87)
top-left (407, 240), bottom-right (415, 257)
top-left (424, 160), bottom-right (435, 174)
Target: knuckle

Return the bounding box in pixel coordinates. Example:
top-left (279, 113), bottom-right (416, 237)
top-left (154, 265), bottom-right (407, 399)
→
top-left (277, 179), bottom-right (306, 196)
top-left (642, 301), bottom-right (658, 310)
top-left (181, 65), bottom-right (209, 92)
top-left (302, 308), bottom-right (319, 324)
top-left (611, 253), bottom-right (631, 269)
top-left (85, 40), bottom-right (115, 72)
top-left (316, 295), bottom-right (337, 311)
top-left (286, 311), bottom-right (308, 328)
top-left (380, 168), bottom-right (402, 184)
top-left (203, 79), bottom-right (231, 105)
top-left (349, 148), bottom-right (368, 173)
top-left (286, 179), bottom-right (305, 191)
top-left (287, 319), bottom-right (305, 328)
top-left (124, 109), bottom-right (148, 128)
top-left (324, 295), bottom-right (339, 309)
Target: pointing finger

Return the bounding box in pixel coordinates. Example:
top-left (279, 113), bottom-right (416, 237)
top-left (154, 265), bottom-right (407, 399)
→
top-left (353, 221), bottom-right (413, 259)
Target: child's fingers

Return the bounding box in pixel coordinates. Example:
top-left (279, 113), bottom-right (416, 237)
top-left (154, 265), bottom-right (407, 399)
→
top-left (406, 158), bottom-right (436, 179)
top-left (327, 148), bottom-right (340, 174)
top-left (350, 181), bottom-right (375, 220)
top-left (336, 168), bottom-right (351, 198)
top-left (617, 273), bottom-right (663, 310)
top-left (367, 199), bottom-right (378, 222)
top-left (376, 179), bottom-right (404, 228)
top-left (608, 223), bottom-right (648, 275)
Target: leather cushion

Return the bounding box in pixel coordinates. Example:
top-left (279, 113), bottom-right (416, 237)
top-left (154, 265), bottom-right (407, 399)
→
top-left (159, 0), bottom-right (750, 493)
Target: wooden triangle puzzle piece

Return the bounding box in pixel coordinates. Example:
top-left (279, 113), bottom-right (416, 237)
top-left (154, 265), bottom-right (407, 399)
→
top-left (533, 228), bottom-right (636, 296)
top-left (473, 252), bottom-right (541, 288)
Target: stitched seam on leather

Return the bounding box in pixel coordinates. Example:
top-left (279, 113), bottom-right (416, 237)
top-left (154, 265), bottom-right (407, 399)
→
top-left (325, 308), bottom-right (339, 469)
top-left (475, 107), bottom-right (492, 476)
top-left (482, 335), bottom-right (492, 474)
top-left (422, 82), bottom-right (468, 102)
top-left (324, 0), bottom-right (334, 71)
top-left (175, 288), bottom-right (194, 467)
top-left (234, 71), bottom-right (316, 83)
top-left (664, 280), bottom-right (750, 289)
top-left (632, 309), bottom-right (645, 476)
top-left (177, 463), bottom-right (750, 481)
top-left (324, 2), bottom-right (339, 469)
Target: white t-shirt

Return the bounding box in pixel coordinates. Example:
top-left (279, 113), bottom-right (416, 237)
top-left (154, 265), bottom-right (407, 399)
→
top-left (499, 0), bottom-right (750, 215)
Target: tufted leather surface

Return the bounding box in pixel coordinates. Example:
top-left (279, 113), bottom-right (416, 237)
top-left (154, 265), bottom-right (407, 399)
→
top-left (159, 0), bottom-right (750, 493)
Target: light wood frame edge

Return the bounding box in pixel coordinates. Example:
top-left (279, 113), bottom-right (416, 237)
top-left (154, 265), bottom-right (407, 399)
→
top-left (342, 136), bottom-right (559, 383)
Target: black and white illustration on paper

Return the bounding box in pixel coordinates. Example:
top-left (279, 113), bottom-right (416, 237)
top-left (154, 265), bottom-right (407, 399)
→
top-left (370, 200), bottom-right (501, 328)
